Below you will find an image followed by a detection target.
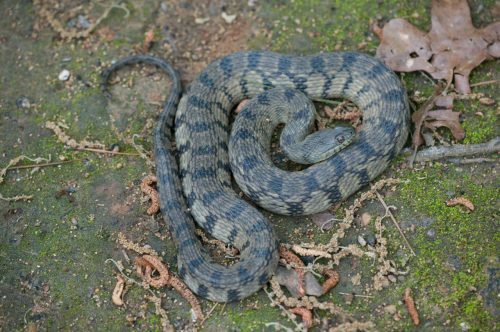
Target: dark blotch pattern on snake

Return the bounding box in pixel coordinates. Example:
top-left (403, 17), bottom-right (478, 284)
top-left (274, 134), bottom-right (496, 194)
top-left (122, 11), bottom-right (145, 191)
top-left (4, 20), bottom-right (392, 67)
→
top-left (103, 51), bottom-right (409, 302)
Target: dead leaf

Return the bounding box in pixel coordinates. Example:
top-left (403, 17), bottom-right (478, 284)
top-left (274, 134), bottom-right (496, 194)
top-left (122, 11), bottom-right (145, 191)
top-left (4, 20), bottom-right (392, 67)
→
top-left (235, 99), bottom-right (249, 114)
top-left (423, 109), bottom-right (465, 141)
top-left (275, 267), bottom-right (323, 297)
top-left (374, 0), bottom-right (500, 94)
top-left (290, 307), bottom-right (313, 329)
top-left (361, 212), bottom-right (372, 226)
top-left (434, 95), bottom-right (454, 109)
top-left (112, 275), bottom-right (125, 306)
top-left (143, 30), bottom-right (155, 52)
top-left (410, 84), bottom-right (445, 148)
top-left (446, 197), bottom-right (474, 211)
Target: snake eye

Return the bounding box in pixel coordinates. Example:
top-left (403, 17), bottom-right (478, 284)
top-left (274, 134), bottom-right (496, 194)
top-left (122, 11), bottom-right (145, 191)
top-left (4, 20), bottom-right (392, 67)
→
top-left (337, 135), bottom-right (345, 143)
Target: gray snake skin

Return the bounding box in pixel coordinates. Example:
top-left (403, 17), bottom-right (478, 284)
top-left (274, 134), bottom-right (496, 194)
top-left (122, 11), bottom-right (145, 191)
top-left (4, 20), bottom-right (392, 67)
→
top-left (103, 51), bottom-right (409, 302)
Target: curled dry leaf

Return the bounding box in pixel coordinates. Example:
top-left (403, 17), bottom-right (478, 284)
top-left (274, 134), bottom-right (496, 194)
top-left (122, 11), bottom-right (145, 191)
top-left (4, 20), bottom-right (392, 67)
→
top-left (112, 275), bottom-right (125, 306)
top-left (140, 175), bottom-right (160, 215)
top-left (434, 95), bottom-right (454, 109)
top-left (374, 0), bottom-right (500, 94)
top-left (446, 197), bottom-right (474, 211)
top-left (423, 109), bottom-right (465, 141)
top-left (143, 30), bottom-right (154, 52)
top-left (275, 267), bottom-right (323, 297)
top-left (234, 99), bottom-right (249, 114)
top-left (322, 269), bottom-right (340, 294)
top-left (290, 307), bottom-right (314, 329)
top-left (403, 288), bottom-right (420, 326)
top-left (279, 246), bottom-right (306, 297)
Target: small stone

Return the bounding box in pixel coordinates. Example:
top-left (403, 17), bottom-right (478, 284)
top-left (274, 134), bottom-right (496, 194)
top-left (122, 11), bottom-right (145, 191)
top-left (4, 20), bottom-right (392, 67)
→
top-left (58, 155), bottom-right (67, 161)
top-left (16, 96), bottom-right (31, 109)
top-left (77, 15), bottom-right (91, 29)
top-left (446, 255), bottom-right (462, 271)
top-left (384, 304), bottom-right (397, 314)
top-left (361, 212), bottom-right (371, 226)
top-left (388, 274), bottom-right (397, 283)
top-left (110, 143), bottom-right (120, 152)
top-left (221, 12), bottom-right (237, 24)
top-left (58, 69), bottom-right (71, 81)
top-left (365, 233), bottom-right (377, 246)
top-left (460, 321), bottom-right (471, 331)
top-left (426, 228), bottom-right (436, 239)
top-left (194, 17), bottom-right (210, 24)
top-left (71, 218), bottom-right (78, 225)
top-left (116, 163), bottom-right (123, 169)
top-left (357, 235), bottom-right (367, 247)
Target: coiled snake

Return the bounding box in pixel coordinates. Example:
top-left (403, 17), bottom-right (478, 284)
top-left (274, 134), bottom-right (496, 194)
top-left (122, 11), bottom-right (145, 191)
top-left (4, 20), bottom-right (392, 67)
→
top-left (102, 51), bottom-right (409, 302)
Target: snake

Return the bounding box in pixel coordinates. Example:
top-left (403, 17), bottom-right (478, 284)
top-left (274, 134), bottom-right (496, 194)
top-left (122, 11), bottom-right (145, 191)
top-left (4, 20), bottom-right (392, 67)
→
top-left (102, 51), bottom-right (409, 302)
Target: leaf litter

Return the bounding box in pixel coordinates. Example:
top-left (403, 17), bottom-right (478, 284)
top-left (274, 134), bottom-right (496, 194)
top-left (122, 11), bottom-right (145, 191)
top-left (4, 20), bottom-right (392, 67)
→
top-left (373, 0), bottom-right (499, 94)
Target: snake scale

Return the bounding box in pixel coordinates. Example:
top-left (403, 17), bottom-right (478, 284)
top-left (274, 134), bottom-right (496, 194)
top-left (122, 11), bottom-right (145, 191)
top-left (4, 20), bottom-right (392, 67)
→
top-left (102, 51), bottom-right (409, 302)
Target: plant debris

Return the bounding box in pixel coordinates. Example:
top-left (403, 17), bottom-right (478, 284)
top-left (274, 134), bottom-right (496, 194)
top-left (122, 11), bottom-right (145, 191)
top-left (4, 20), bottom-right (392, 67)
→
top-left (140, 175), bottom-right (160, 215)
top-left (403, 288), bottom-right (420, 326)
top-left (135, 255), bottom-right (205, 321)
top-left (446, 197), bottom-right (475, 211)
top-left (290, 307), bottom-right (313, 329)
top-left (279, 246), bottom-right (306, 297)
top-left (112, 275), bottom-right (125, 306)
top-left (373, 0), bottom-right (500, 93)
top-left (0, 155), bottom-right (51, 201)
top-left (412, 136), bottom-right (500, 163)
top-left (45, 121), bottom-right (106, 150)
top-left (33, 0), bottom-right (129, 40)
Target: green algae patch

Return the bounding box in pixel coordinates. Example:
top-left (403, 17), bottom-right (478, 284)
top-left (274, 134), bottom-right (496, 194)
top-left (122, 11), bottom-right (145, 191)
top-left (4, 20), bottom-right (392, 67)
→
top-left (257, 0), bottom-right (428, 53)
top-left (394, 163), bottom-right (498, 330)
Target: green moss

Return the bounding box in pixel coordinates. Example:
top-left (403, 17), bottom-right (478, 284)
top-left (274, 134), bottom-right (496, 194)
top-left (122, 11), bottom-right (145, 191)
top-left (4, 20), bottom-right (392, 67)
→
top-left (395, 164), bottom-right (497, 330)
top-left (257, 0), bottom-right (429, 53)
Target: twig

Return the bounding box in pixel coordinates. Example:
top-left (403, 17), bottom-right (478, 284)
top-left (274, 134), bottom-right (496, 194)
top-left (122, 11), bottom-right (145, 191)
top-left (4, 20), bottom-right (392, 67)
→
top-left (470, 79), bottom-right (500, 88)
top-left (375, 191), bottom-right (416, 256)
top-left (199, 303), bottom-right (218, 326)
top-left (76, 147), bottom-right (141, 156)
top-left (338, 292), bottom-right (374, 298)
top-left (448, 157), bottom-right (496, 164)
top-left (311, 97), bottom-right (343, 105)
top-left (6, 159), bottom-right (80, 170)
top-left (409, 84), bottom-right (446, 168)
top-left (411, 137), bottom-right (499, 163)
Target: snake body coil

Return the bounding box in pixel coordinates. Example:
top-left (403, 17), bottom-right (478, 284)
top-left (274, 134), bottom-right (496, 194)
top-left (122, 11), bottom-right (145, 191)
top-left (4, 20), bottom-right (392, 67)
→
top-left (103, 51), bottom-right (409, 302)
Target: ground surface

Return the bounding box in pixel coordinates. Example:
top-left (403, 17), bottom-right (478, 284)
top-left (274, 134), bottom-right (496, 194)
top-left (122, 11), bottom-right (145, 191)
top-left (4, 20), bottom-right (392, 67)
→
top-left (0, 0), bottom-right (498, 331)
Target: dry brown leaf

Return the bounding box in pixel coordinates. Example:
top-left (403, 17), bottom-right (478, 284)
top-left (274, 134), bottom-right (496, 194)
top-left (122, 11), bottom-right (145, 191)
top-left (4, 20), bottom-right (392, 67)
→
top-left (434, 95), bottom-right (454, 109)
top-left (446, 197), bottom-right (475, 211)
top-left (424, 109), bottom-right (465, 141)
top-left (403, 288), bottom-right (420, 326)
top-left (290, 307), bottom-right (313, 329)
top-left (144, 30), bottom-right (155, 52)
top-left (410, 84), bottom-right (445, 148)
top-left (374, 0), bottom-right (500, 93)
top-left (112, 275), bottom-right (125, 306)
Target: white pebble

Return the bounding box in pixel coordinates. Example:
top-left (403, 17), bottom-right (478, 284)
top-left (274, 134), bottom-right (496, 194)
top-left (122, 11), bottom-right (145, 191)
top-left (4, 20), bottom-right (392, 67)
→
top-left (195, 17), bottom-right (210, 24)
top-left (58, 69), bottom-right (71, 81)
top-left (357, 235), bottom-right (367, 246)
top-left (221, 12), bottom-right (237, 24)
